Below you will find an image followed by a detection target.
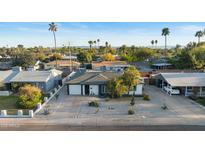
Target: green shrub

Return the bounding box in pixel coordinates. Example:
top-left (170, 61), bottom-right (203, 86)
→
top-left (128, 109), bottom-right (135, 115)
top-left (88, 100), bottom-right (99, 107)
top-left (18, 85), bottom-right (42, 109)
top-left (143, 94), bottom-right (150, 101)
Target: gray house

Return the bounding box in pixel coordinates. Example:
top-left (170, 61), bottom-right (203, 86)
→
top-left (0, 68), bottom-right (20, 96)
top-left (10, 68), bottom-right (62, 93)
top-left (66, 70), bottom-right (143, 96)
top-left (0, 66), bottom-right (63, 95)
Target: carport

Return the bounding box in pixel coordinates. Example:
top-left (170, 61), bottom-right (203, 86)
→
top-left (154, 73), bottom-right (205, 97)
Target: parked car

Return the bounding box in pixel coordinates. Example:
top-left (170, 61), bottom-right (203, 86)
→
top-left (163, 86), bottom-right (180, 95)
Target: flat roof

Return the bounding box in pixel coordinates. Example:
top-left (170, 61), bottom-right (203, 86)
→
top-left (92, 61), bottom-right (129, 67)
top-left (11, 69), bottom-right (62, 83)
top-left (160, 73), bottom-right (205, 87)
top-left (45, 60), bottom-right (80, 66)
top-left (152, 63), bottom-right (172, 66)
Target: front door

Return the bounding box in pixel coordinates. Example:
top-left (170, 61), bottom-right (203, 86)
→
top-left (84, 85), bottom-right (90, 95)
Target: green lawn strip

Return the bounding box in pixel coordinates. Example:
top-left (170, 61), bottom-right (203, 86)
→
top-left (0, 96), bottom-right (30, 115)
top-left (196, 99), bottom-right (205, 106)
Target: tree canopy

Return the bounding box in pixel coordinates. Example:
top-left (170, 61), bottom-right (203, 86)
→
top-left (18, 85), bottom-right (42, 109)
top-left (107, 67), bottom-right (141, 97)
top-left (121, 66), bottom-right (141, 94)
top-left (102, 53), bottom-right (115, 61)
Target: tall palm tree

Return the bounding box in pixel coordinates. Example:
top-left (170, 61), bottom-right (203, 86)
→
top-left (155, 40), bottom-right (158, 48)
top-left (88, 40), bottom-right (93, 49)
top-left (48, 22), bottom-right (57, 49)
top-left (162, 28), bottom-right (170, 50)
top-left (93, 40), bottom-right (97, 49)
top-left (48, 22), bottom-right (58, 67)
top-left (97, 39), bottom-right (100, 49)
top-left (105, 41), bottom-right (109, 53)
top-left (195, 30), bottom-right (204, 44)
top-left (151, 40), bottom-right (154, 48)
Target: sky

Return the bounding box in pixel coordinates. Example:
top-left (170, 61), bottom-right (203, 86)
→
top-left (0, 22), bottom-right (205, 47)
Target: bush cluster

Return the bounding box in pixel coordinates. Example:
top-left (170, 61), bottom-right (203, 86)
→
top-left (88, 100), bottom-right (99, 107)
top-left (143, 94), bottom-right (150, 101)
top-left (128, 109), bottom-right (135, 115)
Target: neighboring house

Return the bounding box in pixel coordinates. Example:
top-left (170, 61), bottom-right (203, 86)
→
top-left (0, 67), bottom-right (22, 95)
top-left (151, 58), bottom-right (172, 70)
top-left (62, 55), bottom-right (77, 61)
top-left (66, 70), bottom-right (143, 96)
top-left (44, 60), bottom-right (80, 71)
top-left (10, 68), bottom-right (62, 93)
top-left (0, 68), bottom-right (20, 96)
top-left (0, 57), bottom-right (13, 70)
top-left (92, 61), bottom-right (130, 72)
top-left (154, 73), bottom-right (205, 97)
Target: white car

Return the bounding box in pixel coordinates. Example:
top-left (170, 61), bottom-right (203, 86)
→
top-left (163, 86), bottom-right (180, 95)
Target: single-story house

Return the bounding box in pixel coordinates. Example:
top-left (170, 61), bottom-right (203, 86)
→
top-left (0, 57), bottom-right (13, 70)
top-left (62, 55), bottom-right (77, 61)
top-left (44, 60), bottom-right (80, 71)
top-left (92, 61), bottom-right (130, 72)
top-left (10, 68), bottom-right (62, 93)
top-left (151, 57), bottom-right (172, 70)
top-left (154, 73), bottom-right (205, 97)
top-left (151, 63), bottom-right (172, 70)
top-left (66, 70), bottom-right (143, 96)
top-left (0, 68), bottom-right (20, 94)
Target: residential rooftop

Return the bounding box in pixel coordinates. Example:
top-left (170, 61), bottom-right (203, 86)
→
top-left (0, 70), bottom-right (19, 83)
top-left (159, 73), bottom-right (205, 87)
top-left (92, 61), bottom-right (129, 67)
top-left (10, 69), bottom-right (62, 83)
top-left (45, 60), bottom-right (80, 67)
top-left (67, 70), bottom-right (122, 85)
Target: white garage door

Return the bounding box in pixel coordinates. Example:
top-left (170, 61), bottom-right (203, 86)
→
top-left (69, 85), bottom-right (81, 95)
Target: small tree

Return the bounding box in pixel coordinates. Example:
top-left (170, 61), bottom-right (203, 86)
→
top-left (77, 51), bottom-right (92, 64)
top-left (102, 53), bottom-right (115, 61)
top-left (18, 85), bottom-right (42, 109)
top-left (121, 66), bottom-right (140, 94)
top-left (107, 77), bottom-right (127, 98)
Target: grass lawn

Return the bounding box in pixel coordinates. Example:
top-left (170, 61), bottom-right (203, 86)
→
top-left (196, 99), bottom-right (205, 106)
top-left (0, 95), bottom-right (29, 115)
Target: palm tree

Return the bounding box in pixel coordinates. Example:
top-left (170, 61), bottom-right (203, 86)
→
top-left (88, 40), bottom-right (93, 49)
top-left (155, 40), bottom-right (158, 48)
top-left (162, 28), bottom-right (170, 50)
top-left (97, 39), bottom-right (100, 49)
top-left (48, 22), bottom-right (57, 67)
top-left (151, 40), bottom-right (154, 48)
top-left (105, 41), bottom-right (109, 53)
top-left (48, 22), bottom-right (57, 49)
top-left (195, 30), bottom-right (204, 44)
top-left (93, 40), bottom-right (97, 49)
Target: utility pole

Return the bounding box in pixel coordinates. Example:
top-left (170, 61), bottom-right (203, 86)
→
top-left (68, 42), bottom-right (72, 72)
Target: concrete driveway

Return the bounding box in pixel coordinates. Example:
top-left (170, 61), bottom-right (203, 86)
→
top-left (33, 85), bottom-right (205, 126)
top-left (1, 85), bottom-right (205, 130)
top-left (140, 86), bottom-right (205, 125)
